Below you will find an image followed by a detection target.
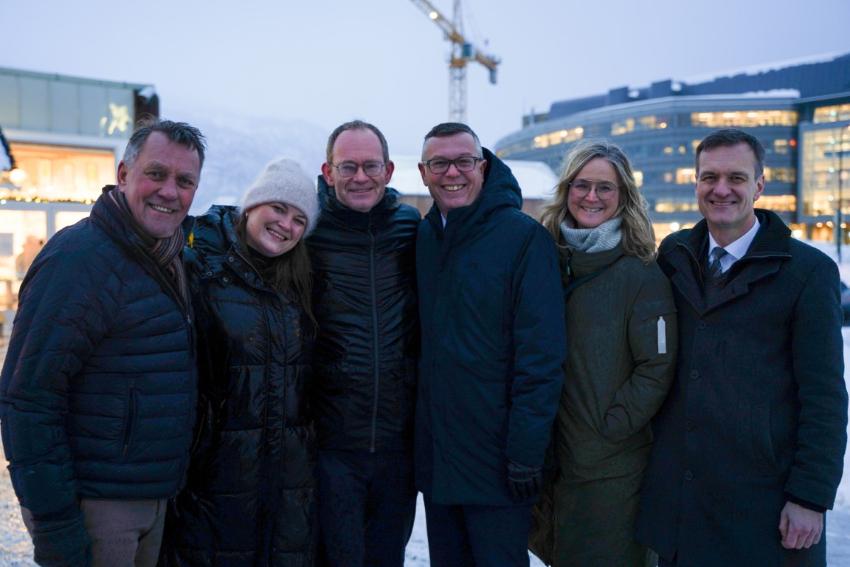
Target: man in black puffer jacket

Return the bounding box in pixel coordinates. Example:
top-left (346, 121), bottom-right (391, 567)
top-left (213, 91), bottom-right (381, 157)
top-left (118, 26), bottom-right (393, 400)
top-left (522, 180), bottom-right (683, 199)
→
top-left (0, 119), bottom-right (205, 567)
top-left (307, 120), bottom-right (420, 567)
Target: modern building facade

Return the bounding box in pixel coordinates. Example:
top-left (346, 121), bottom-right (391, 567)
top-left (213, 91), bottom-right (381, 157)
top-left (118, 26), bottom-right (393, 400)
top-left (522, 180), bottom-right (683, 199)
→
top-left (494, 53), bottom-right (850, 241)
top-left (0, 66), bottom-right (158, 309)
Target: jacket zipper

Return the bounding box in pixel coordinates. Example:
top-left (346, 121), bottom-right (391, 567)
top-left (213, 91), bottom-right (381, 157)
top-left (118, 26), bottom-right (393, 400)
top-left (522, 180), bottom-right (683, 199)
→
top-left (369, 226), bottom-right (380, 453)
top-left (122, 383), bottom-right (138, 456)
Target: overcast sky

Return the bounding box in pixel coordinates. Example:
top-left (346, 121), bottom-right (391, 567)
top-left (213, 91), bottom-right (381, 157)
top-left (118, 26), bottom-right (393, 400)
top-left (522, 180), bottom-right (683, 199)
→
top-left (3, 0), bottom-right (850, 155)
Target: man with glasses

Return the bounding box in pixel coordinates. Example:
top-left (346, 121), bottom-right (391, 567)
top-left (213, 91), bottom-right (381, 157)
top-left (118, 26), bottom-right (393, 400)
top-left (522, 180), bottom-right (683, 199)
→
top-left (415, 122), bottom-right (565, 566)
top-left (308, 120), bottom-right (420, 567)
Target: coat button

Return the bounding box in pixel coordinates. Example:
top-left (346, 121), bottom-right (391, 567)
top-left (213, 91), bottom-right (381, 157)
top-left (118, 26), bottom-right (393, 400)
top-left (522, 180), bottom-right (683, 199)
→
top-left (690, 370), bottom-right (700, 380)
top-left (684, 470), bottom-right (694, 481)
top-left (227, 256), bottom-right (235, 263)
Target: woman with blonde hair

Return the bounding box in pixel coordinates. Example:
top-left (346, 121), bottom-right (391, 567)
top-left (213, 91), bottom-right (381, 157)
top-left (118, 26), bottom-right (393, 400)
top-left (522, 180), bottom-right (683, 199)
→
top-left (531, 140), bottom-right (677, 566)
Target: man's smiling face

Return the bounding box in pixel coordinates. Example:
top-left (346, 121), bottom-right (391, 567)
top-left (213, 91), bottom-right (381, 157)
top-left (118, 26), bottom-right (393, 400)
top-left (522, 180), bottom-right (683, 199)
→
top-left (696, 142), bottom-right (764, 245)
top-left (117, 131), bottom-right (201, 238)
top-left (419, 132), bottom-right (487, 216)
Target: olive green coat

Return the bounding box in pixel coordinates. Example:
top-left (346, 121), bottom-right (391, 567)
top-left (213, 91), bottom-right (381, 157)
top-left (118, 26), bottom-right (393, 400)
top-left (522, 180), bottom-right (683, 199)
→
top-left (530, 244), bottom-right (677, 567)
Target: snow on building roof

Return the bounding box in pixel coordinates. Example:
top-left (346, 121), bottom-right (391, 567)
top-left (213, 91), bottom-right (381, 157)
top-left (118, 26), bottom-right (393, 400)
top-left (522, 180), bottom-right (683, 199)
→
top-left (390, 156), bottom-right (558, 200)
top-left (678, 51), bottom-right (845, 86)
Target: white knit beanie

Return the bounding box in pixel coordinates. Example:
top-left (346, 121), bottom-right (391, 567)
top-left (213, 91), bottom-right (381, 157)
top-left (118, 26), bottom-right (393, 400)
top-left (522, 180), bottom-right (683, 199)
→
top-left (239, 158), bottom-right (319, 234)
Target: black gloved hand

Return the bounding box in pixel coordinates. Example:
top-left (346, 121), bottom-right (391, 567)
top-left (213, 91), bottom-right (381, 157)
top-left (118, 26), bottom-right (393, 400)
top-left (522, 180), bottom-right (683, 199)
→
top-left (507, 460), bottom-right (542, 501)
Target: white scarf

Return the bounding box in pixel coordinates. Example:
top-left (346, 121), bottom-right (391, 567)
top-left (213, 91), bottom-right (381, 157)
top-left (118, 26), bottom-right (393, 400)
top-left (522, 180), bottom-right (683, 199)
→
top-left (560, 217), bottom-right (622, 253)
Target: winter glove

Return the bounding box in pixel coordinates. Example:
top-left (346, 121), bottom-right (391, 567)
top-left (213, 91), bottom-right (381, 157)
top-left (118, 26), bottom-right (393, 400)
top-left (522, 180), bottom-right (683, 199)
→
top-left (507, 460), bottom-right (542, 501)
top-left (30, 515), bottom-right (92, 567)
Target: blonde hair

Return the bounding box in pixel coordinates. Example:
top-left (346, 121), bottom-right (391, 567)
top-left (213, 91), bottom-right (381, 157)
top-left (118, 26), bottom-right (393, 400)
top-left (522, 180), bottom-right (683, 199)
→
top-left (540, 140), bottom-right (656, 263)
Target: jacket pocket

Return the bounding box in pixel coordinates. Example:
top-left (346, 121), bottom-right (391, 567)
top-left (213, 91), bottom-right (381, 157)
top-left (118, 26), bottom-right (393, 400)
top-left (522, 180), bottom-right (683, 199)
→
top-left (751, 402), bottom-right (778, 474)
top-left (122, 387), bottom-right (138, 457)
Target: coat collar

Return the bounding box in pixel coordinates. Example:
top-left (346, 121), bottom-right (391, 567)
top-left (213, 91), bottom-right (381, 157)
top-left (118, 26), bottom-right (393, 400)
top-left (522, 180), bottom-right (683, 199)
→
top-left (424, 147), bottom-right (522, 241)
top-left (316, 175), bottom-right (401, 231)
top-left (664, 209), bottom-right (792, 314)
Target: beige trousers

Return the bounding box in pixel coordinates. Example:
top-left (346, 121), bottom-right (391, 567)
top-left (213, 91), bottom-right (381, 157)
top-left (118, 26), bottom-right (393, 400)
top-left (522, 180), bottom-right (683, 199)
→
top-left (22, 498), bottom-right (166, 567)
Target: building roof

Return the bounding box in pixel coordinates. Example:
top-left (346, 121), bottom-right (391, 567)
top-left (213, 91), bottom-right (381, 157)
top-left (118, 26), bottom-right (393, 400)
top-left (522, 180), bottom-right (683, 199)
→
top-left (544, 51), bottom-right (850, 122)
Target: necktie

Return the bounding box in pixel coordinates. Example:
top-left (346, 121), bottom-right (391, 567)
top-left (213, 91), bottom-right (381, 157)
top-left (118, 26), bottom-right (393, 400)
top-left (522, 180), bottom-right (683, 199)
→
top-left (707, 247), bottom-right (728, 281)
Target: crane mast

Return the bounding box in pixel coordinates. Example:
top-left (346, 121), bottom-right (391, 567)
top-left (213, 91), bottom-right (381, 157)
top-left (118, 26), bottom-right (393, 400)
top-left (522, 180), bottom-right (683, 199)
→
top-left (410, 0), bottom-right (500, 123)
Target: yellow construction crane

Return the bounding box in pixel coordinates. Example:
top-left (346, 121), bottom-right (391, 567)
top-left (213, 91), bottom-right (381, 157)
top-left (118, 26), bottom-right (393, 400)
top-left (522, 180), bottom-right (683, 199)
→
top-left (410, 0), bottom-right (500, 123)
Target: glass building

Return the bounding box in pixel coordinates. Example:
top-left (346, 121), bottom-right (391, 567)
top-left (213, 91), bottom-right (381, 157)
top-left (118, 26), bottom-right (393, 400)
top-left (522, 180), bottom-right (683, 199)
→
top-left (0, 66), bottom-right (158, 310)
top-left (494, 53), bottom-right (850, 241)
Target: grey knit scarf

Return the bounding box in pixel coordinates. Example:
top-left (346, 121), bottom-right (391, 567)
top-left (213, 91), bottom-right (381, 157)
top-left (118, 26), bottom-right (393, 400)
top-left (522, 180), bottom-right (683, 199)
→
top-left (560, 217), bottom-right (622, 253)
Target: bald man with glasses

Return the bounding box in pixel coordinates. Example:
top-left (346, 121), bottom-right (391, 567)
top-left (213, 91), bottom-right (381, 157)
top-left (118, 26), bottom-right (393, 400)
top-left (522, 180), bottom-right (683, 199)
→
top-left (307, 120), bottom-right (421, 567)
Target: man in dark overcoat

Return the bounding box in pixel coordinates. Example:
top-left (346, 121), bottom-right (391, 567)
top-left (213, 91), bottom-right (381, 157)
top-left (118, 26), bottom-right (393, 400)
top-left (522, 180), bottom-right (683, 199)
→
top-left (636, 128), bottom-right (848, 566)
top-left (415, 122), bottom-right (566, 566)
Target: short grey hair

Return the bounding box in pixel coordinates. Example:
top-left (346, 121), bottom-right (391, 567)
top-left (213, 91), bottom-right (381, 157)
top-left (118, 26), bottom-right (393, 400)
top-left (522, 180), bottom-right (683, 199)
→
top-left (122, 118), bottom-right (207, 168)
top-left (421, 122), bottom-right (483, 160)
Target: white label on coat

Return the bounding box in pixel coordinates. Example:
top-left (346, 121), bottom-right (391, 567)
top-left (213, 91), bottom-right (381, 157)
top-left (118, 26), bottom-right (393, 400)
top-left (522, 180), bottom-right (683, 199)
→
top-left (657, 316), bottom-right (667, 354)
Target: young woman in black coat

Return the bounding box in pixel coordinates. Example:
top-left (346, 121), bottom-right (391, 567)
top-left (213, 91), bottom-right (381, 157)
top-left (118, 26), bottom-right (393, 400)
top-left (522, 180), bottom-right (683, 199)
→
top-left (160, 158), bottom-right (319, 567)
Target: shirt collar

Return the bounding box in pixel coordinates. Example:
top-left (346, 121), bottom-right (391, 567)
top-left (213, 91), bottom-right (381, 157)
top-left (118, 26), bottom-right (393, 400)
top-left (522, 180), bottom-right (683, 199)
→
top-left (708, 216), bottom-right (761, 263)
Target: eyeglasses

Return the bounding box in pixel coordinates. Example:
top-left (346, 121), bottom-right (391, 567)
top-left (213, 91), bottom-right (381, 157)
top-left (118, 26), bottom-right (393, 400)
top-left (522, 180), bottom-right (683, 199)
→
top-left (332, 161), bottom-right (386, 178)
top-left (568, 179), bottom-right (619, 199)
top-left (422, 156), bottom-right (483, 175)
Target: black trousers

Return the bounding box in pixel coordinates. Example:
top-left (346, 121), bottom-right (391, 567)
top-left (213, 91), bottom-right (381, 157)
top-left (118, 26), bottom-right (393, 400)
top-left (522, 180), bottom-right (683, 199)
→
top-left (317, 449), bottom-right (416, 567)
top-left (424, 496), bottom-right (532, 567)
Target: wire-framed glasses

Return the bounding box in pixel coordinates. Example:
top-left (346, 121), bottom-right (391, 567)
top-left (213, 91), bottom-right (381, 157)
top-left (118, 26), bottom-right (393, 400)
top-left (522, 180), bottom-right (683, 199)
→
top-left (333, 161), bottom-right (386, 178)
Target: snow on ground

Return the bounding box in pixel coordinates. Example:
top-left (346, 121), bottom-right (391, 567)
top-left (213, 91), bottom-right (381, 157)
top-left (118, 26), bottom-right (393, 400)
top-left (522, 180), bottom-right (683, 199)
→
top-left (0, 239), bottom-right (849, 565)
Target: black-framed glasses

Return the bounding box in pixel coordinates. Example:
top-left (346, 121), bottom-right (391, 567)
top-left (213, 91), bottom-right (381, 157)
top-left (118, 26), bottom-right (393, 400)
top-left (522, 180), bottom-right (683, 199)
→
top-left (568, 179), bottom-right (619, 199)
top-left (422, 156), bottom-right (483, 175)
top-left (332, 161), bottom-right (386, 178)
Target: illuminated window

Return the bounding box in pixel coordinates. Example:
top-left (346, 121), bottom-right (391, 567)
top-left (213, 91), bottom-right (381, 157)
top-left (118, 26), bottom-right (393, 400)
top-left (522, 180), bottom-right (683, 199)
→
top-left (611, 118), bottom-right (635, 136)
top-left (676, 168), bottom-right (696, 184)
top-left (654, 201), bottom-right (700, 213)
top-left (814, 104), bottom-right (850, 124)
top-left (800, 126), bottom-right (850, 217)
top-left (678, 145), bottom-right (687, 155)
top-left (773, 139), bottom-right (790, 155)
top-left (763, 167), bottom-right (796, 183)
top-left (633, 170), bottom-right (644, 188)
top-left (691, 110), bottom-right (798, 127)
top-left (533, 127), bottom-right (584, 149)
top-left (663, 172), bottom-right (674, 183)
top-left (663, 146), bottom-right (674, 155)
top-left (757, 195), bottom-right (796, 212)
top-left (1, 143), bottom-right (114, 203)
top-left (611, 115), bottom-right (670, 136)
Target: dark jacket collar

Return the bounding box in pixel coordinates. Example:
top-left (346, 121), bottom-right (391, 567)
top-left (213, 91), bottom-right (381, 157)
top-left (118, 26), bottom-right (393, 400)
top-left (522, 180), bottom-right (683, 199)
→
top-left (190, 204), bottom-right (269, 291)
top-left (316, 175), bottom-right (401, 231)
top-left (90, 185), bottom-right (189, 310)
top-left (424, 147), bottom-right (522, 238)
top-left (672, 209), bottom-right (791, 262)
top-left (664, 209), bottom-right (792, 313)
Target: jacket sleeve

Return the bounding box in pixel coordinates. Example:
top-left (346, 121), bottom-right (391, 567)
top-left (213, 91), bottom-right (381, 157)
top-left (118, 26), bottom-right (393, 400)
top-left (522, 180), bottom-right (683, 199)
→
top-left (0, 245), bottom-right (118, 565)
top-left (505, 225), bottom-right (566, 468)
top-left (600, 265), bottom-right (678, 443)
top-left (784, 257), bottom-right (848, 509)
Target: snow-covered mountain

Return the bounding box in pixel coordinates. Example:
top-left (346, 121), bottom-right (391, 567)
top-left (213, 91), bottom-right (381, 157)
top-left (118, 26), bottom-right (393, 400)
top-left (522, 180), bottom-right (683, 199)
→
top-left (171, 108), bottom-right (327, 215)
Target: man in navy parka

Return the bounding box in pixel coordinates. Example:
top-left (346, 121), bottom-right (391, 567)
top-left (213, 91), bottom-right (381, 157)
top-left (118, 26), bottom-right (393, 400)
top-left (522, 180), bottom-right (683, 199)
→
top-left (415, 122), bottom-right (566, 566)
